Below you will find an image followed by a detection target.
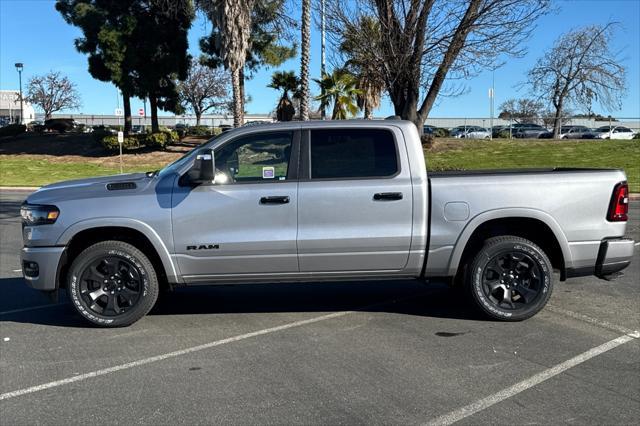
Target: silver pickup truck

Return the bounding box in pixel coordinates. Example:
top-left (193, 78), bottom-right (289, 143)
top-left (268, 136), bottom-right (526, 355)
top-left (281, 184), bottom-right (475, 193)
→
top-left (20, 120), bottom-right (634, 326)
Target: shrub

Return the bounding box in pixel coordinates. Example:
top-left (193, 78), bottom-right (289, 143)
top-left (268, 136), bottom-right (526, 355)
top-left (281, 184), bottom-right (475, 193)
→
top-left (164, 130), bottom-right (179, 143)
top-left (144, 132), bottom-right (169, 149)
top-left (633, 132), bottom-right (640, 139)
top-left (101, 135), bottom-right (141, 151)
top-left (433, 127), bottom-right (450, 138)
top-left (420, 134), bottom-right (435, 148)
top-left (187, 125), bottom-right (213, 136)
top-left (0, 124), bottom-right (27, 137)
top-left (496, 130), bottom-right (512, 139)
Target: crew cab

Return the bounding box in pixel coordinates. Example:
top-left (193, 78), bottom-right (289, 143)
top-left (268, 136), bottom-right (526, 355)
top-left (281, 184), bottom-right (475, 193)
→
top-left (20, 120), bottom-right (635, 326)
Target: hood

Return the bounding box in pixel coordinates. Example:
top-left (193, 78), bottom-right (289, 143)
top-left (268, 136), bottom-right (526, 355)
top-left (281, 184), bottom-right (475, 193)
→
top-left (27, 173), bottom-right (153, 205)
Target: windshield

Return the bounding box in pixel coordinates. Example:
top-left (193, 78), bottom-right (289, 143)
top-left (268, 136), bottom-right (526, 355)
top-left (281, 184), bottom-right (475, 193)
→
top-left (595, 126), bottom-right (612, 132)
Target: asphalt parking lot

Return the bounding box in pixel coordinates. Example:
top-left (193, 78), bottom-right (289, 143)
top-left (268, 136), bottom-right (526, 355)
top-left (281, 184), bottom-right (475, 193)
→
top-left (1, 190), bottom-right (638, 425)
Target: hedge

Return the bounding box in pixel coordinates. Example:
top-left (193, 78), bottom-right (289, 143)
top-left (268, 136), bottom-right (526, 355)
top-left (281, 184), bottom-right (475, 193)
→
top-left (0, 124), bottom-right (27, 137)
top-left (98, 131), bottom-right (178, 151)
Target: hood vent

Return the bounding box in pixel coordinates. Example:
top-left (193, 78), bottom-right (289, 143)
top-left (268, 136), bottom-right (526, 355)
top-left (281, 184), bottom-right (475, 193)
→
top-left (107, 182), bottom-right (137, 191)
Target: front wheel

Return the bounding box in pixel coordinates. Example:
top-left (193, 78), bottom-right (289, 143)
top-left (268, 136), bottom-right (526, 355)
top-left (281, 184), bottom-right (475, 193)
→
top-left (467, 236), bottom-right (553, 321)
top-left (68, 241), bottom-right (159, 327)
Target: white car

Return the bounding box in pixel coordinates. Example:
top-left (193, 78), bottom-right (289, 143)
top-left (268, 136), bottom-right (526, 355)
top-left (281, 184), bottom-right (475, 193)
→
top-left (590, 126), bottom-right (635, 140)
top-left (450, 125), bottom-right (491, 139)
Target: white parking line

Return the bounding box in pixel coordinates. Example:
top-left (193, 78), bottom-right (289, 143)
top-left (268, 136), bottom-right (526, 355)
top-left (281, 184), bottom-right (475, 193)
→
top-left (0, 309), bottom-right (356, 401)
top-left (0, 303), bottom-right (68, 316)
top-left (424, 330), bottom-right (640, 426)
top-left (634, 242), bottom-right (640, 246)
top-left (546, 305), bottom-right (637, 336)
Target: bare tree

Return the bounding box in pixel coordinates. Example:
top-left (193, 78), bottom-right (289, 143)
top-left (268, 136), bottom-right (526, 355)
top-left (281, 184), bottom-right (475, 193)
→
top-left (324, 0), bottom-right (550, 133)
top-left (178, 60), bottom-right (231, 126)
top-left (498, 98), bottom-right (544, 123)
top-left (527, 23), bottom-right (626, 138)
top-left (26, 71), bottom-right (81, 119)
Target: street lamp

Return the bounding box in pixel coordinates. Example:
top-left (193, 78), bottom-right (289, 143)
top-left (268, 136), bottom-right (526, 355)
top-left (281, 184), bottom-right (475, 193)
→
top-left (14, 63), bottom-right (24, 124)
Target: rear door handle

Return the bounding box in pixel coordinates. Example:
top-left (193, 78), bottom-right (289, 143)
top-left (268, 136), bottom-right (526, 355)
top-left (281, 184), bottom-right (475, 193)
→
top-left (373, 192), bottom-right (403, 201)
top-left (260, 196), bottom-right (290, 205)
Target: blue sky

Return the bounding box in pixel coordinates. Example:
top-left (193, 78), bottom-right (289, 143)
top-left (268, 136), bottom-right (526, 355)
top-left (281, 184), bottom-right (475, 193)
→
top-left (1, 0), bottom-right (639, 118)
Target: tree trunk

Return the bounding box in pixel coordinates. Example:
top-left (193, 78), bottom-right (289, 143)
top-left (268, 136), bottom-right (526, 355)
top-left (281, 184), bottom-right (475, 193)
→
top-left (364, 100), bottom-right (372, 120)
top-left (299, 0), bottom-right (311, 121)
top-left (149, 94), bottom-right (159, 133)
top-left (195, 111), bottom-right (201, 126)
top-left (231, 68), bottom-right (243, 127)
top-left (552, 102), bottom-right (563, 139)
top-left (123, 91), bottom-right (132, 135)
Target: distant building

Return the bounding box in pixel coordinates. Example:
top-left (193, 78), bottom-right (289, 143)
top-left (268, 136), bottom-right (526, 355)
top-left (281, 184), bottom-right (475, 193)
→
top-left (0, 90), bottom-right (36, 125)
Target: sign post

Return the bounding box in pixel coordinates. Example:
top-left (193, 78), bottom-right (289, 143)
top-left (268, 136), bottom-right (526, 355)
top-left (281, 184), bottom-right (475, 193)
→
top-left (115, 108), bottom-right (124, 174)
top-left (117, 131), bottom-right (124, 174)
top-left (138, 108), bottom-right (145, 127)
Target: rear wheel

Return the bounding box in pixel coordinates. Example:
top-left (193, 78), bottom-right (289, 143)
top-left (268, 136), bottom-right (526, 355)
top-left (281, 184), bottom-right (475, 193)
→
top-left (68, 241), bottom-right (159, 327)
top-left (466, 236), bottom-right (553, 321)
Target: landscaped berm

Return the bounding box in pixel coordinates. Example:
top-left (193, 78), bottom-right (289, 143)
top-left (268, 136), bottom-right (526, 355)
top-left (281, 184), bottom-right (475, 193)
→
top-left (1, 133), bottom-right (639, 192)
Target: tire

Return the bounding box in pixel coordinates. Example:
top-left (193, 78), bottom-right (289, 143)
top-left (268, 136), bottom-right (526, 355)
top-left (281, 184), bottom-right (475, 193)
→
top-left (466, 236), bottom-right (553, 321)
top-left (68, 241), bottom-right (159, 327)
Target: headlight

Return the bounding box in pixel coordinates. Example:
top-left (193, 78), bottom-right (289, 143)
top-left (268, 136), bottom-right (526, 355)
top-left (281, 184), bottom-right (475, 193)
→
top-left (20, 204), bottom-right (60, 226)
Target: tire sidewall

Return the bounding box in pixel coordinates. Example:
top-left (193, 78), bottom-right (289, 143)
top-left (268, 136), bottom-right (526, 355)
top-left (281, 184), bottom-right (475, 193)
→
top-left (470, 239), bottom-right (552, 321)
top-left (68, 243), bottom-right (157, 327)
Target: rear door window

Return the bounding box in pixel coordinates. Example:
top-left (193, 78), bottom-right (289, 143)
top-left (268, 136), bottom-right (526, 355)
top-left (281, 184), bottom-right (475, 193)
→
top-left (310, 129), bottom-right (398, 179)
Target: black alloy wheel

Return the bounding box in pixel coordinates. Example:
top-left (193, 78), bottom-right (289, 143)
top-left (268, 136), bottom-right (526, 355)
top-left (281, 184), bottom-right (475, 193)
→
top-left (68, 241), bottom-right (159, 327)
top-left (467, 236), bottom-right (553, 321)
top-left (79, 256), bottom-right (143, 316)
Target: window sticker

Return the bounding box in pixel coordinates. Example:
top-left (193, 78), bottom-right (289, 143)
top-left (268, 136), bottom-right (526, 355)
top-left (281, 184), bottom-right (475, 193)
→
top-left (262, 166), bottom-right (275, 179)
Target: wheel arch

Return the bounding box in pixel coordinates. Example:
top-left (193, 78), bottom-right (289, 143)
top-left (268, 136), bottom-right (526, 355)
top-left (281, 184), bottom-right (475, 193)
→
top-left (448, 209), bottom-right (571, 281)
top-left (57, 219), bottom-right (180, 289)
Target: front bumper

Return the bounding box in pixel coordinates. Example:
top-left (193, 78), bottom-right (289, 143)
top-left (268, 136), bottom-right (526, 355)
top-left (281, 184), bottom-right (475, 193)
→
top-left (595, 238), bottom-right (635, 279)
top-left (20, 246), bottom-right (65, 291)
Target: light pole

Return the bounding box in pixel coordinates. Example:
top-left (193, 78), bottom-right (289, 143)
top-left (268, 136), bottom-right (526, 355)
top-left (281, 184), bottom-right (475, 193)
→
top-left (15, 63), bottom-right (24, 124)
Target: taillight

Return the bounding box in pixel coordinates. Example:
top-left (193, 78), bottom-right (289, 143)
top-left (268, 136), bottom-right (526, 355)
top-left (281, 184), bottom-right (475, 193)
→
top-left (607, 182), bottom-right (629, 222)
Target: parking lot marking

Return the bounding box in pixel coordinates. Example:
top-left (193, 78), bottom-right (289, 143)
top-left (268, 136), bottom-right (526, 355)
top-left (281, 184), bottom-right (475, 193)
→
top-left (546, 305), bottom-right (637, 336)
top-left (0, 309), bottom-right (357, 401)
top-left (424, 331), bottom-right (640, 426)
top-left (0, 303), bottom-right (68, 316)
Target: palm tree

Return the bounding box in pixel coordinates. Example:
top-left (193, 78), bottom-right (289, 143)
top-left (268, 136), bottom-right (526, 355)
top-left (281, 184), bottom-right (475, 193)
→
top-left (314, 70), bottom-right (361, 120)
top-left (268, 71), bottom-right (300, 121)
top-left (299, 0), bottom-right (311, 120)
top-left (339, 16), bottom-right (385, 119)
top-left (199, 0), bottom-right (255, 127)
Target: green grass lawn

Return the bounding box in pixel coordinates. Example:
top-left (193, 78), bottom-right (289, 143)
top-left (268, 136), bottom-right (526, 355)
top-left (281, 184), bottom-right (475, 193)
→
top-left (1, 139), bottom-right (639, 192)
top-left (0, 158), bottom-right (167, 187)
top-left (427, 139), bottom-right (640, 192)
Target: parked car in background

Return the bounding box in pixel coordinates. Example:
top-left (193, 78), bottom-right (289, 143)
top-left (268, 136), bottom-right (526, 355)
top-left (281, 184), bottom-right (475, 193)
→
top-left (450, 125), bottom-right (491, 139)
top-left (44, 118), bottom-right (77, 133)
top-left (511, 123), bottom-right (548, 139)
top-left (539, 125), bottom-right (591, 139)
top-left (131, 125), bottom-right (146, 134)
top-left (587, 126), bottom-right (636, 140)
top-left (423, 124), bottom-right (437, 135)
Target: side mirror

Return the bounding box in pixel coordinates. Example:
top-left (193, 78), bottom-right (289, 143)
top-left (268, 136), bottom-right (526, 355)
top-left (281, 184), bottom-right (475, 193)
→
top-left (187, 148), bottom-right (215, 184)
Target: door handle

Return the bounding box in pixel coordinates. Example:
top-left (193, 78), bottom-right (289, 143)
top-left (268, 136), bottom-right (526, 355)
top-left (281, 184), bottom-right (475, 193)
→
top-left (260, 196), bottom-right (290, 205)
top-left (373, 192), bottom-right (403, 201)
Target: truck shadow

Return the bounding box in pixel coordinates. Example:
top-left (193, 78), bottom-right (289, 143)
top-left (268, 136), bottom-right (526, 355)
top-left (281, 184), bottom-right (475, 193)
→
top-left (0, 278), bottom-right (485, 327)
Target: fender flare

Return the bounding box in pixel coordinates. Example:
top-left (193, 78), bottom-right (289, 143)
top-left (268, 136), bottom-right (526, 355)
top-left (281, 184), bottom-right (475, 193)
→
top-left (57, 218), bottom-right (180, 283)
top-left (446, 208), bottom-right (573, 276)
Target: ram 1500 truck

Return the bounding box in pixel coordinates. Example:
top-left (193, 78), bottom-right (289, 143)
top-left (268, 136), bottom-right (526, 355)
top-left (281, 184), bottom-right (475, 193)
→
top-left (20, 120), bottom-right (635, 326)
